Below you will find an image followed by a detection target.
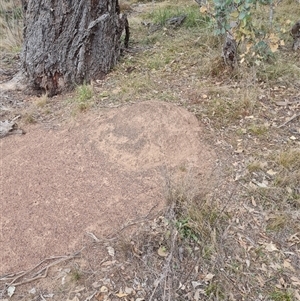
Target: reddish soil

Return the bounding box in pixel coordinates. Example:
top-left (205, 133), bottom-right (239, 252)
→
top-left (0, 101), bottom-right (216, 275)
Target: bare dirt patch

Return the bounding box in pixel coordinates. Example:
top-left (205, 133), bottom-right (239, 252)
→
top-left (1, 100), bottom-right (217, 275)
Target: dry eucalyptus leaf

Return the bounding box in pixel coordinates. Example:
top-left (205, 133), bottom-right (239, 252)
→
top-left (204, 273), bottom-right (215, 282)
top-left (266, 169), bottom-right (277, 176)
top-left (194, 289), bottom-right (200, 301)
top-left (291, 276), bottom-right (300, 286)
top-left (157, 246), bottom-right (168, 257)
top-left (100, 286), bottom-right (108, 293)
top-left (124, 287), bottom-right (134, 294)
top-left (294, 289), bottom-right (300, 301)
top-left (192, 281), bottom-right (202, 289)
top-left (92, 282), bottom-right (102, 289)
top-left (107, 246), bottom-right (115, 257)
top-left (7, 286), bottom-right (16, 297)
top-left (283, 260), bottom-right (295, 271)
top-left (265, 242), bottom-right (278, 252)
top-left (245, 259), bottom-right (250, 268)
top-left (115, 292), bottom-right (128, 298)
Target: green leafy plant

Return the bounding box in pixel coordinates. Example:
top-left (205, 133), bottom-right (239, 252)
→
top-left (175, 217), bottom-right (199, 242)
top-left (200, 0), bottom-right (284, 64)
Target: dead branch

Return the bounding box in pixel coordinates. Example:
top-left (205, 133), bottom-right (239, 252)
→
top-left (0, 252), bottom-right (81, 289)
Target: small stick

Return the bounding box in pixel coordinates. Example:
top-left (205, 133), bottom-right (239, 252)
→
top-left (1, 252), bottom-right (81, 288)
top-left (277, 113), bottom-right (300, 128)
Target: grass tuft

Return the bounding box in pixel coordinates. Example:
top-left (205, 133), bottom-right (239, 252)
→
top-left (269, 289), bottom-right (293, 301)
top-left (147, 5), bottom-right (211, 29)
top-left (73, 83), bottom-right (94, 112)
top-left (277, 149), bottom-right (300, 171)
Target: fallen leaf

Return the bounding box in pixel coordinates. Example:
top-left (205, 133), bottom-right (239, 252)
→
top-left (107, 246), bottom-right (115, 257)
top-left (7, 286), bottom-right (16, 298)
top-left (43, 294), bottom-right (54, 298)
top-left (245, 259), bottom-right (250, 268)
top-left (204, 273), bottom-right (215, 282)
top-left (157, 246), bottom-right (168, 257)
top-left (283, 260), bottom-right (295, 271)
top-left (115, 292), bottom-right (128, 298)
top-left (266, 169), bottom-right (277, 176)
top-left (92, 282), bottom-right (102, 289)
top-left (124, 287), bottom-right (134, 294)
top-left (265, 242), bottom-right (278, 252)
top-left (200, 6), bottom-right (207, 13)
top-left (192, 281), bottom-right (202, 289)
top-left (276, 101), bottom-right (290, 106)
top-left (294, 289), bottom-right (300, 300)
top-left (96, 292), bottom-right (106, 301)
top-left (194, 289), bottom-right (200, 300)
top-left (100, 286), bottom-right (108, 293)
top-left (256, 275), bottom-right (265, 287)
top-left (275, 277), bottom-right (287, 289)
top-left (291, 276), bottom-right (300, 287)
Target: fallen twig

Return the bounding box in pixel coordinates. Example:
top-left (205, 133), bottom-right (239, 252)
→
top-left (277, 113), bottom-right (300, 128)
top-left (1, 252), bottom-right (81, 288)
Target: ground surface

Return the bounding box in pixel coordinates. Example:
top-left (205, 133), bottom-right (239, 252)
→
top-left (0, 0), bottom-right (300, 300)
top-left (1, 100), bottom-right (216, 274)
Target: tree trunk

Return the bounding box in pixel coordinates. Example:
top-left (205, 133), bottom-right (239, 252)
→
top-left (21, 0), bottom-right (128, 96)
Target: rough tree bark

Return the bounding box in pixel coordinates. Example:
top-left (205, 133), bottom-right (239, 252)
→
top-left (21, 0), bottom-right (128, 96)
top-left (291, 20), bottom-right (300, 51)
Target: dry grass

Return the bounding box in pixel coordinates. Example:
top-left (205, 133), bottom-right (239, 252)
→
top-left (0, 0), bottom-right (22, 52)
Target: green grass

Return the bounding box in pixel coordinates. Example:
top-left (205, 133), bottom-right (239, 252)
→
top-left (248, 124), bottom-right (269, 136)
top-left (269, 290), bottom-right (293, 301)
top-left (147, 5), bottom-right (211, 29)
top-left (73, 83), bottom-right (94, 111)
